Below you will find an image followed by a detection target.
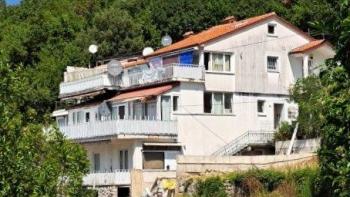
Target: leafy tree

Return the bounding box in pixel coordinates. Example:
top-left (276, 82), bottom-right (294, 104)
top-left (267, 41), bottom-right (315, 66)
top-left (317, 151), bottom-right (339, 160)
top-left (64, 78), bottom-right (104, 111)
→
top-left (290, 75), bottom-right (325, 138)
top-left (0, 62), bottom-right (90, 196)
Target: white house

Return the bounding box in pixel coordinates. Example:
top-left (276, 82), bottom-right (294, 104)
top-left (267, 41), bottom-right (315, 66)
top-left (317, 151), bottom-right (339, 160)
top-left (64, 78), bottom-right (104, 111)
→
top-left (53, 12), bottom-right (334, 196)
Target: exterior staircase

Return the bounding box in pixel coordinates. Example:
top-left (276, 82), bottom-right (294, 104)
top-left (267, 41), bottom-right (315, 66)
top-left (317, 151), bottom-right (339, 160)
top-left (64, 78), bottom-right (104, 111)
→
top-left (212, 131), bottom-right (275, 156)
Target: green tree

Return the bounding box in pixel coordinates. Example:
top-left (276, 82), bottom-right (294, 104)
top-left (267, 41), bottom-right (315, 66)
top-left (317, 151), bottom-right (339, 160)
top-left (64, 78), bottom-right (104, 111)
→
top-left (290, 75), bottom-right (325, 138)
top-left (0, 62), bottom-right (90, 196)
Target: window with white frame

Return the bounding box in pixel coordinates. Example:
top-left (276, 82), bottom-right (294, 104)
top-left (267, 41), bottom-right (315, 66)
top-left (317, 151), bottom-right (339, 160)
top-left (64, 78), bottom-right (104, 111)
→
top-left (204, 92), bottom-right (233, 114)
top-left (204, 52), bottom-right (232, 72)
top-left (267, 56), bottom-right (279, 71)
top-left (257, 100), bottom-right (265, 114)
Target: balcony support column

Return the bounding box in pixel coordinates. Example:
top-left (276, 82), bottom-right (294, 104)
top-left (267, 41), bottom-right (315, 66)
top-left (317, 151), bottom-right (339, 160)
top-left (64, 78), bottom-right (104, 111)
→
top-left (131, 140), bottom-right (143, 170)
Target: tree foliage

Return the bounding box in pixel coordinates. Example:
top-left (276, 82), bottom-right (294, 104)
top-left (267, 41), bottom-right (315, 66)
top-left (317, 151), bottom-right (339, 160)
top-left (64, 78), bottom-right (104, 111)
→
top-left (0, 63), bottom-right (90, 196)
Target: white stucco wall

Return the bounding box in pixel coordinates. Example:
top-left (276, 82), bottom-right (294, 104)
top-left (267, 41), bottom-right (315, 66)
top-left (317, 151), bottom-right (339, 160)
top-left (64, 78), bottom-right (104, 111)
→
top-left (202, 18), bottom-right (311, 95)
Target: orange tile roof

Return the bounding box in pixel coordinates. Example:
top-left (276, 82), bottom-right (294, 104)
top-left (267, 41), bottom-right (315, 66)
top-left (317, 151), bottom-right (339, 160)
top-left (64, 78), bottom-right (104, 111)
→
top-left (147, 12), bottom-right (313, 57)
top-left (290, 40), bottom-right (327, 54)
top-left (109, 84), bottom-right (175, 102)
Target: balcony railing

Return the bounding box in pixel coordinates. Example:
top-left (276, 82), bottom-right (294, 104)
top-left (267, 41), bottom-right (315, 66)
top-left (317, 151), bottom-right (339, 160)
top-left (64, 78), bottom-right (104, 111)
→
top-left (59, 73), bottom-right (120, 96)
top-left (59, 63), bottom-right (204, 98)
top-left (83, 170), bottom-right (130, 186)
top-left (59, 119), bottom-right (178, 140)
top-left (121, 63), bottom-right (204, 87)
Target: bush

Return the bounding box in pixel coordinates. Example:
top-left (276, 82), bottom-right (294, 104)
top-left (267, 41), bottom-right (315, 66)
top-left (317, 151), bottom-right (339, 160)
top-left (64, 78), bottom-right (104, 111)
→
top-left (227, 169), bottom-right (285, 192)
top-left (195, 176), bottom-right (227, 197)
top-left (274, 122), bottom-right (294, 141)
top-left (193, 167), bottom-right (320, 197)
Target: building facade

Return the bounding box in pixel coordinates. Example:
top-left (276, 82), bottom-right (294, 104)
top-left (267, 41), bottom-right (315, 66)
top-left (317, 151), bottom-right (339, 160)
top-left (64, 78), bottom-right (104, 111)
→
top-left (53, 12), bottom-right (334, 196)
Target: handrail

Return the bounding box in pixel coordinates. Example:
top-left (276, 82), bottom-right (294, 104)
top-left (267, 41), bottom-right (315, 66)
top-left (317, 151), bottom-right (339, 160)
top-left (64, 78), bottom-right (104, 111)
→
top-left (212, 130), bottom-right (275, 156)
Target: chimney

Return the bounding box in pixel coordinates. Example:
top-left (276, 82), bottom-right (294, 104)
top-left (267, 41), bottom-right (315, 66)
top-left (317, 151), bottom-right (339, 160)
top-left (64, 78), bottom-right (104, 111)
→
top-left (221, 16), bottom-right (236, 24)
top-left (183, 31), bottom-right (194, 38)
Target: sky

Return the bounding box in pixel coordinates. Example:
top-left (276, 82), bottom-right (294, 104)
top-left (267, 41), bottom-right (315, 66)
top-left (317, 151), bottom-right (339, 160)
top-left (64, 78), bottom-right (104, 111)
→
top-left (5, 0), bottom-right (21, 6)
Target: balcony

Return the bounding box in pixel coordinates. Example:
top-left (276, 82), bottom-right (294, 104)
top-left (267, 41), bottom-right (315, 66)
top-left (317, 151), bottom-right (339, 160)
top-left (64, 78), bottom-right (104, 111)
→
top-left (59, 63), bottom-right (204, 99)
top-left (121, 63), bottom-right (204, 88)
top-left (83, 170), bottom-right (130, 186)
top-left (59, 72), bottom-right (119, 98)
top-left (59, 119), bottom-right (178, 140)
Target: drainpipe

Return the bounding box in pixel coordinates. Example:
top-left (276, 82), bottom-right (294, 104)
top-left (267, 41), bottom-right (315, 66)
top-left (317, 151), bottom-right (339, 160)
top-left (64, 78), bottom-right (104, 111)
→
top-left (287, 123), bottom-right (299, 155)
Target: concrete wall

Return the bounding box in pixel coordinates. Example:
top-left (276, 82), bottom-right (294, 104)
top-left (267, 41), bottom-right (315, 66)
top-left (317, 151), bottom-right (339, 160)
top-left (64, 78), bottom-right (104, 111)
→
top-left (275, 138), bottom-right (321, 155)
top-left (176, 153), bottom-right (316, 177)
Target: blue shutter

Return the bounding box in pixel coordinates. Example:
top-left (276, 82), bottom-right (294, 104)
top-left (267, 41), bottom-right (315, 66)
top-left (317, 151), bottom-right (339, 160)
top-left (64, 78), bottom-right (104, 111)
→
top-left (179, 51), bottom-right (193, 65)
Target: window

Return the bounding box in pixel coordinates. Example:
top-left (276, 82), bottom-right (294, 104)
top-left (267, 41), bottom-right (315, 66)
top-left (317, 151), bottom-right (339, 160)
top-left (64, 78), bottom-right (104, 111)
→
top-left (173, 96), bottom-right (179, 111)
top-left (77, 111), bottom-right (84, 123)
top-left (204, 52), bottom-right (232, 72)
top-left (143, 152), bottom-right (164, 169)
top-left (267, 56), bottom-right (278, 71)
top-left (57, 116), bottom-right (68, 127)
top-left (119, 150), bottom-right (128, 169)
top-left (257, 100), bottom-right (265, 114)
top-left (268, 24), bottom-right (276, 35)
top-left (73, 112), bottom-right (77, 124)
top-left (204, 92), bottom-right (212, 113)
top-left (204, 92), bottom-right (233, 114)
top-left (118, 106), bottom-right (125, 120)
top-left (161, 96), bottom-right (171, 121)
top-left (85, 112), bottom-right (90, 123)
top-left (212, 53), bottom-right (224, 71)
top-left (93, 153), bottom-right (100, 172)
top-left (224, 93), bottom-right (233, 113)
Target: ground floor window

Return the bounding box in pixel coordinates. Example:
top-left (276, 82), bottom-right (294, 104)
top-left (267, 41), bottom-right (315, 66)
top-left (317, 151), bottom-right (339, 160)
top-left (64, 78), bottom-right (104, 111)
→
top-left (143, 152), bottom-right (164, 169)
top-left (257, 100), bottom-right (266, 114)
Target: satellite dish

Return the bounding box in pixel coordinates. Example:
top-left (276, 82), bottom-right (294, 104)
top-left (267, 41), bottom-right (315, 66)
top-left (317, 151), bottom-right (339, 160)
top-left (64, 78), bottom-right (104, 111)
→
top-left (107, 60), bottom-right (123, 77)
top-left (88, 44), bottom-right (98, 54)
top-left (161, 34), bottom-right (172, 46)
top-left (142, 47), bottom-right (154, 56)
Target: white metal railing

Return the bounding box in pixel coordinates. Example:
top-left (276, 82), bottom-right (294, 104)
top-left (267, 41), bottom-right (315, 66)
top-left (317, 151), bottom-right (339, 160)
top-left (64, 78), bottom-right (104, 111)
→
top-left (121, 63), bottom-right (204, 87)
top-left (59, 73), bottom-right (120, 95)
top-left (212, 131), bottom-right (275, 156)
top-left (83, 170), bottom-right (130, 186)
top-left (59, 119), bottom-right (178, 140)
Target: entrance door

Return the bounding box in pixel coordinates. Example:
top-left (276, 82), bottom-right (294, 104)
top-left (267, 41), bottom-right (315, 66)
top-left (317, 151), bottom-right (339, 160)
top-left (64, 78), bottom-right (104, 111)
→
top-left (274, 104), bottom-right (283, 129)
top-left (161, 96), bottom-right (171, 121)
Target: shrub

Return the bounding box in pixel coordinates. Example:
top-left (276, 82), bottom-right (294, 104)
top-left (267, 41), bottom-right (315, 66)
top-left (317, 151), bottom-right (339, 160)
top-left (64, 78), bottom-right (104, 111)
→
top-left (196, 167), bottom-right (320, 197)
top-left (195, 176), bottom-right (227, 197)
top-left (274, 122), bottom-right (294, 141)
top-left (228, 169), bottom-right (285, 192)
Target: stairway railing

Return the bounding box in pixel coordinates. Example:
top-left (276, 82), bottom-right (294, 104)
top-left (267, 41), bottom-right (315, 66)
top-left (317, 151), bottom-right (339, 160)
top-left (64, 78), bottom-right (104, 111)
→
top-left (212, 131), bottom-right (275, 156)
